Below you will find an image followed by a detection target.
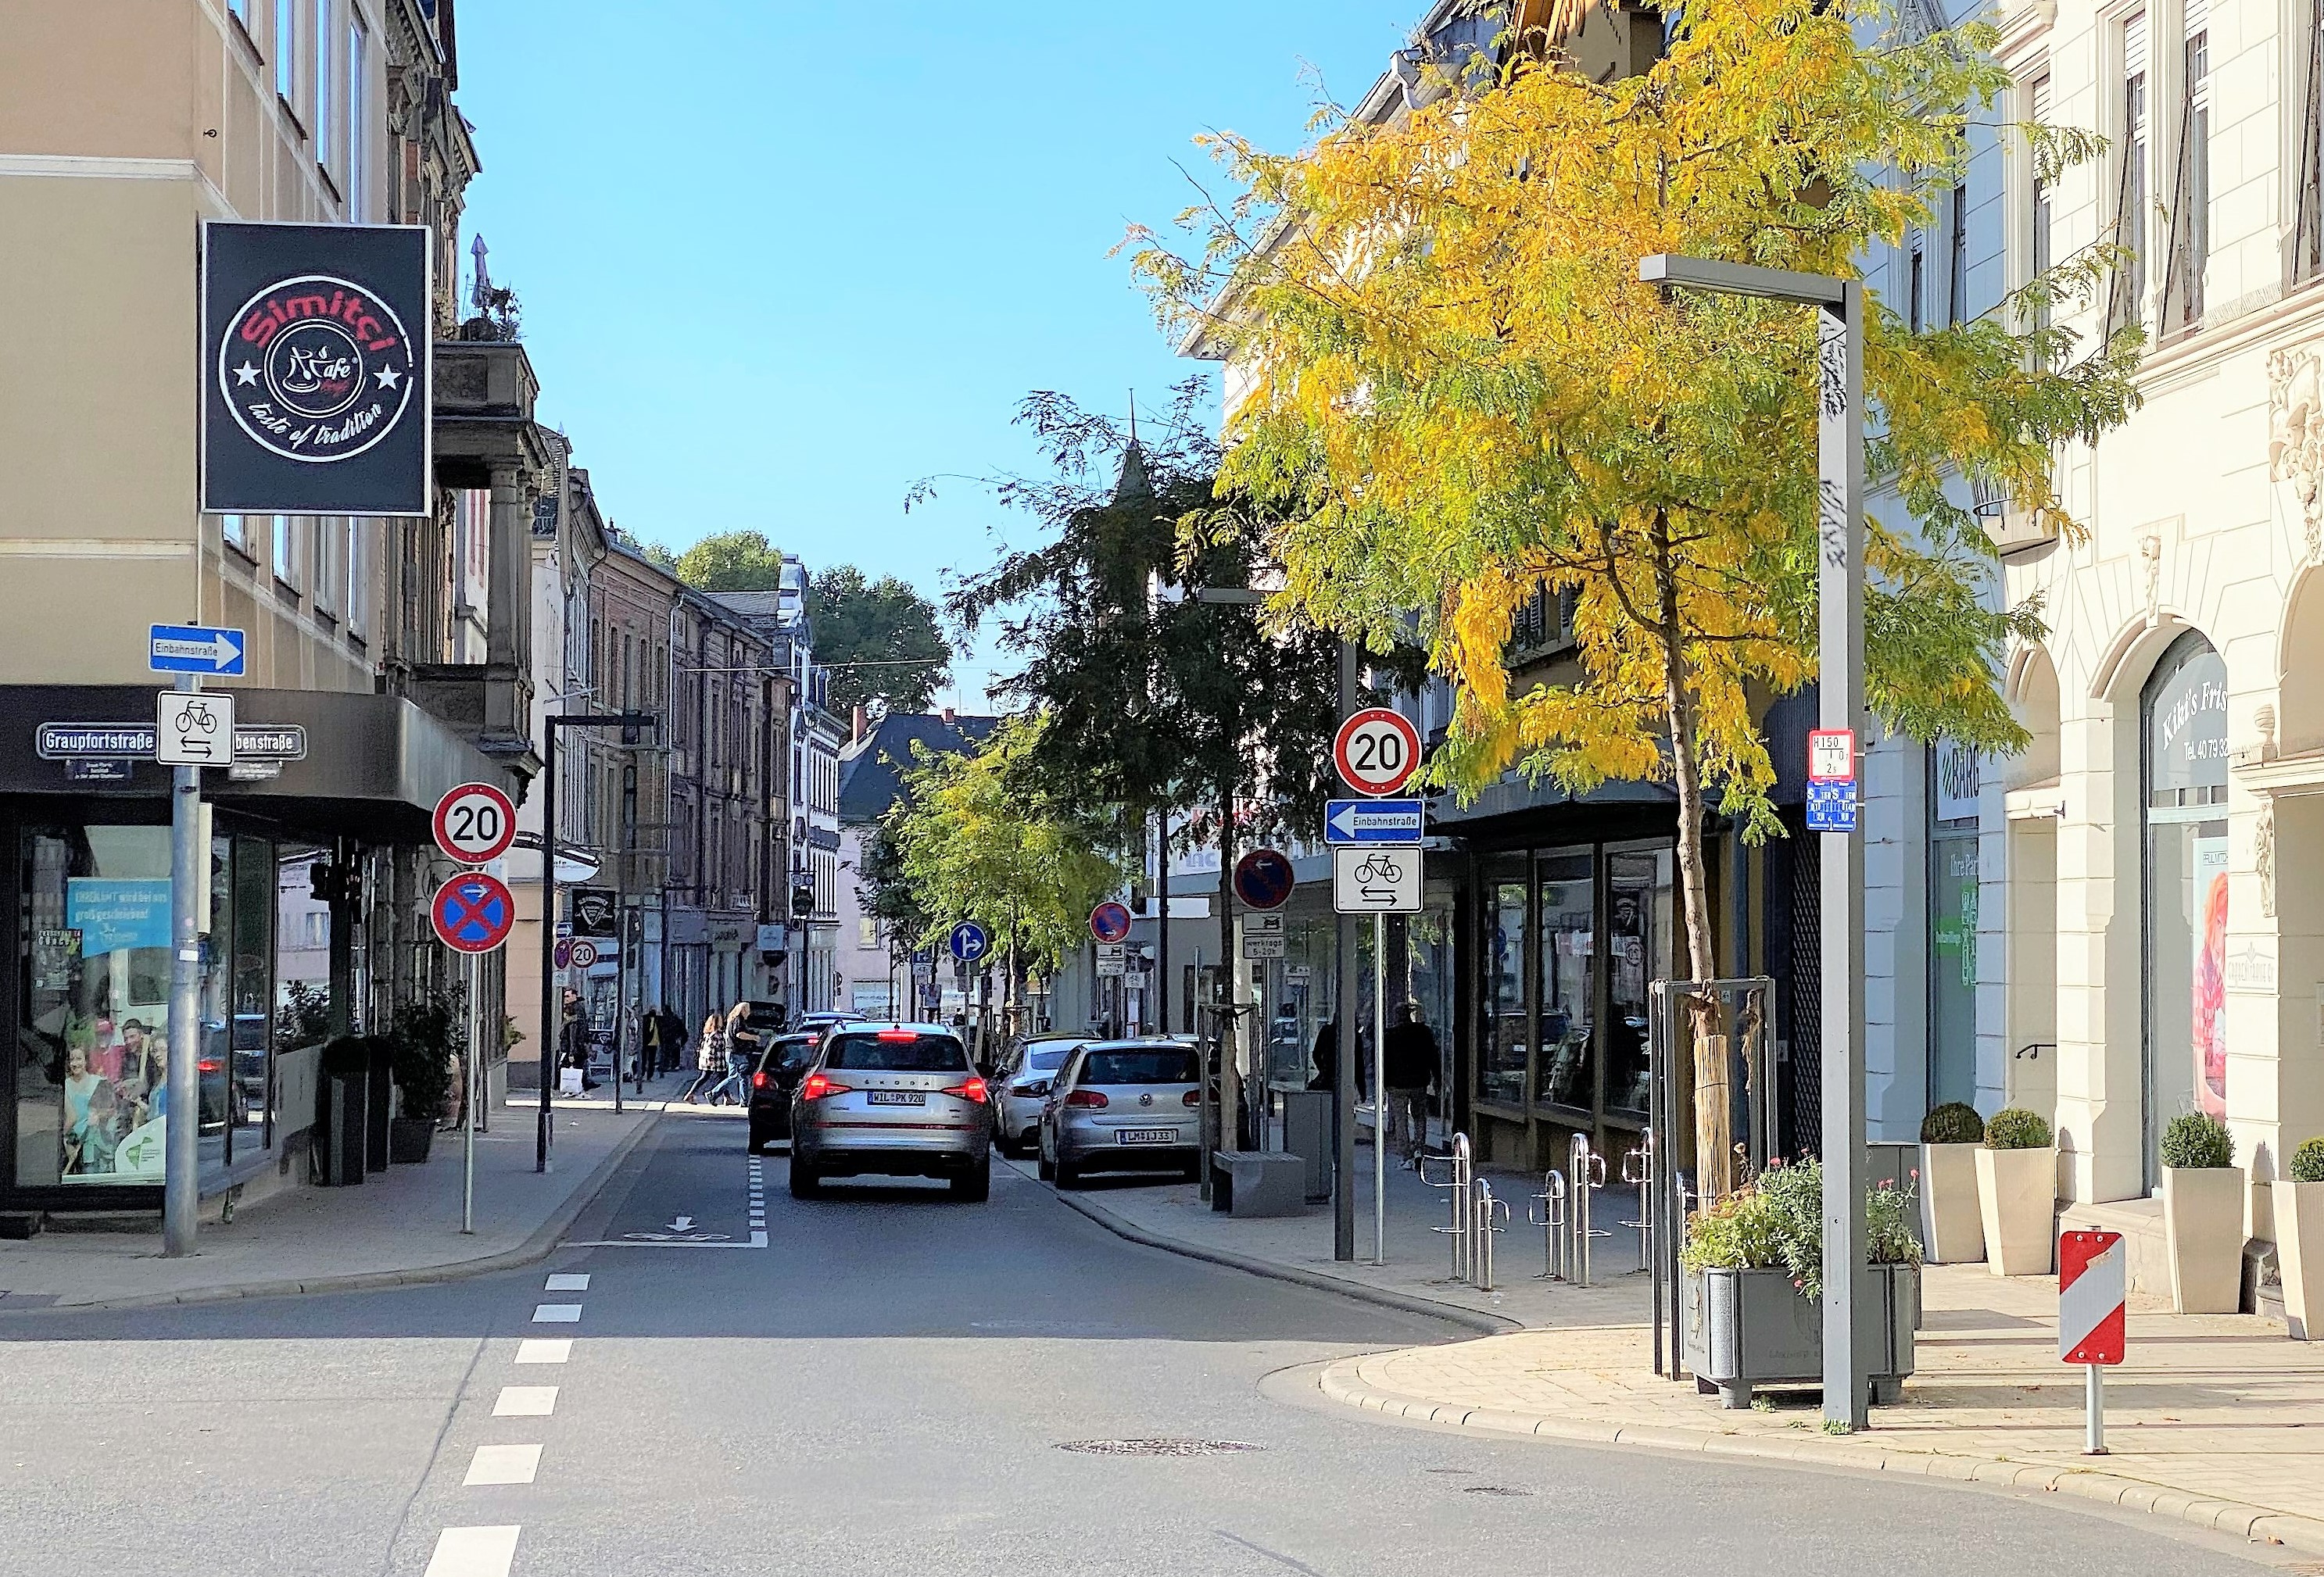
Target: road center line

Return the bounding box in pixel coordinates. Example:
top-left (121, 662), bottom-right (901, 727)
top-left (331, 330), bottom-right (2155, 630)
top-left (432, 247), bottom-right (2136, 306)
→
top-left (531, 1303), bottom-right (582, 1323)
top-left (424, 1525), bottom-right (521, 1577)
top-left (493, 1386), bottom-right (558, 1417)
top-left (514, 1339), bottom-right (570, 1364)
top-left (543, 1273), bottom-right (590, 1291)
top-left (464, 1444), bottom-right (543, 1486)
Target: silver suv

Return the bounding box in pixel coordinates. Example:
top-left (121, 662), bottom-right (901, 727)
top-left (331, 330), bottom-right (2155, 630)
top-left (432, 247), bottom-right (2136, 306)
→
top-left (1038, 1038), bottom-right (1201, 1189)
top-left (790, 1024), bottom-right (991, 1201)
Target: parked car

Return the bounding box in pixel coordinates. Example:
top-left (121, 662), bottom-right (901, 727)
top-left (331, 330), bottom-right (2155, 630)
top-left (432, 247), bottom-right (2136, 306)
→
top-left (231, 1011), bottom-right (270, 1114)
top-left (196, 1021), bottom-right (250, 1130)
top-left (746, 1032), bottom-right (821, 1153)
top-left (1038, 1038), bottom-right (1201, 1189)
top-left (789, 1023), bottom-right (991, 1201)
top-left (990, 1033), bottom-right (1086, 1156)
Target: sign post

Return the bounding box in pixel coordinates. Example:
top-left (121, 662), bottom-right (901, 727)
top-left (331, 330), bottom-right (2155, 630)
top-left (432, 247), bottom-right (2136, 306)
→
top-left (162, 671), bottom-right (203, 1257)
top-left (2060, 1228), bottom-right (2127, 1454)
top-left (433, 785), bottom-right (520, 1235)
top-left (1327, 763), bottom-right (1425, 1265)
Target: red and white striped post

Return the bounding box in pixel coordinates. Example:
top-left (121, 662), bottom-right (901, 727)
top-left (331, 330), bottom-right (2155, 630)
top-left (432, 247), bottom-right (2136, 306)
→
top-left (2059, 1228), bottom-right (2127, 1454)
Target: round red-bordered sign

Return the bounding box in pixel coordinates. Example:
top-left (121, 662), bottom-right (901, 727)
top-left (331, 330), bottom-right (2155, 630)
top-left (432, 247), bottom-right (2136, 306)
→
top-left (1233, 849), bottom-right (1296, 911)
top-left (1089, 901), bottom-right (1133, 943)
top-left (431, 872), bottom-right (517, 954)
top-left (432, 781), bottom-right (517, 865)
top-left (1334, 709), bottom-right (1422, 797)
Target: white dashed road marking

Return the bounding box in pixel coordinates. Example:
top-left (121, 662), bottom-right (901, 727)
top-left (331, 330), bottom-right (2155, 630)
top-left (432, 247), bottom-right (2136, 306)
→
top-left (543, 1273), bottom-right (590, 1291)
top-left (531, 1303), bottom-right (582, 1323)
top-left (464, 1443), bottom-right (543, 1486)
top-left (493, 1386), bottom-right (558, 1418)
top-left (424, 1525), bottom-right (521, 1577)
top-left (514, 1339), bottom-right (571, 1364)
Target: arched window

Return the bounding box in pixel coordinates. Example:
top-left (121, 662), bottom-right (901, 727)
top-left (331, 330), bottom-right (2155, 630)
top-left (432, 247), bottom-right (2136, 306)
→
top-left (2141, 631), bottom-right (2229, 1188)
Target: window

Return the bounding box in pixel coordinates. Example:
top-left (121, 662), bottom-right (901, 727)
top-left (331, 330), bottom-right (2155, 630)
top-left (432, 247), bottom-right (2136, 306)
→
top-left (274, 514), bottom-right (300, 590)
top-left (313, 517), bottom-right (339, 615)
top-left (2030, 76), bottom-right (2054, 329)
top-left (1908, 229), bottom-right (1926, 333)
top-left (1946, 182), bottom-right (1968, 325)
top-left (2297, 0), bottom-right (2324, 284)
top-left (228, 0), bottom-right (252, 29)
top-left (823, 1032), bottom-right (969, 1073)
top-left (858, 917), bottom-right (880, 949)
top-left (221, 513), bottom-right (251, 555)
top-left (345, 520), bottom-right (366, 636)
top-left (275, 0), bottom-right (297, 110)
top-left (2140, 633), bottom-right (2229, 1190)
top-left (2164, 7), bottom-right (2209, 332)
top-left (346, 16), bottom-right (367, 218)
top-left (2109, 13), bottom-right (2150, 337)
top-left (313, 0), bottom-right (331, 172)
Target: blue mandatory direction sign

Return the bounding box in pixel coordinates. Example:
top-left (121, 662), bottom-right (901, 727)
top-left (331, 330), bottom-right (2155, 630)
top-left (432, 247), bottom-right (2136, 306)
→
top-left (1805, 778), bottom-right (1859, 832)
top-left (149, 623), bottom-right (246, 676)
top-left (1324, 797), bottom-right (1425, 846)
top-left (948, 921), bottom-right (990, 964)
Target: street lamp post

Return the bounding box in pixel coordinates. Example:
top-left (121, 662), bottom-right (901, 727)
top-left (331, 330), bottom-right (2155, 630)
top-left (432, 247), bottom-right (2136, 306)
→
top-left (1639, 254), bottom-right (1867, 1430)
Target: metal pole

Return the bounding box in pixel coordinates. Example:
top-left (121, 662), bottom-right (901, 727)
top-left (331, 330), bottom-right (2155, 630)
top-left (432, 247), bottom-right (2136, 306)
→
top-left (1372, 910), bottom-right (1387, 1264)
top-left (1155, 805), bottom-right (1170, 1035)
top-left (1334, 638), bottom-right (1359, 1262)
top-left (162, 674), bottom-right (202, 1257)
top-left (614, 754), bottom-right (635, 1114)
top-left (463, 949), bottom-right (480, 1234)
top-left (1818, 282), bottom-right (1869, 1431)
top-left (537, 720), bottom-right (557, 1173)
top-left (2086, 1364), bottom-right (2107, 1454)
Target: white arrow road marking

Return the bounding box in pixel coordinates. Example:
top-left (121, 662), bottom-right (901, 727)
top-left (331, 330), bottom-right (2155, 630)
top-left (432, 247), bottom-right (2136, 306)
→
top-left (424, 1526), bottom-right (520, 1577)
top-left (464, 1444), bottom-right (542, 1486)
top-left (667, 1215), bottom-right (694, 1232)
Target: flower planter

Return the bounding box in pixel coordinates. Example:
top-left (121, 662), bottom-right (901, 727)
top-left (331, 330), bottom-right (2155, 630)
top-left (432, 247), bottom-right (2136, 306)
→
top-left (1975, 1145), bottom-right (2056, 1275)
top-left (1680, 1264), bottom-right (1918, 1411)
top-left (1919, 1142), bottom-right (1986, 1264)
top-left (2277, 1181), bottom-right (2324, 1339)
top-left (2162, 1165), bottom-right (2247, 1314)
top-left (387, 1116), bottom-right (435, 1165)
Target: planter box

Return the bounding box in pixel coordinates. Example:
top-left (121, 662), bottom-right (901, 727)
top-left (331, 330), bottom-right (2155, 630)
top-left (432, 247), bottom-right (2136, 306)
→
top-left (1976, 1146), bottom-right (2057, 1275)
top-left (1920, 1142), bottom-right (1986, 1264)
top-left (387, 1117), bottom-right (436, 1165)
top-left (2279, 1181), bottom-right (2324, 1339)
top-left (1681, 1264), bottom-right (1918, 1411)
top-left (2162, 1165), bottom-right (2247, 1314)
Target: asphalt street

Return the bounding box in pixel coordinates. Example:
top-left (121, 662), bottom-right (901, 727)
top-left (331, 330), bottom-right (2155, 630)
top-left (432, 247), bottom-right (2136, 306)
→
top-left (0, 1110), bottom-right (2289, 1576)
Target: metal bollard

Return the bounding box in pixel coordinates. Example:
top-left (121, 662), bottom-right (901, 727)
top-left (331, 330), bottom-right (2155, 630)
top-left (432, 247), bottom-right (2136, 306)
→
top-left (1568, 1132), bottom-right (1608, 1288)
top-left (1420, 1132), bottom-right (1474, 1281)
top-left (1619, 1132), bottom-right (1653, 1271)
top-left (1528, 1169), bottom-right (1568, 1280)
top-left (1472, 1178), bottom-right (1509, 1293)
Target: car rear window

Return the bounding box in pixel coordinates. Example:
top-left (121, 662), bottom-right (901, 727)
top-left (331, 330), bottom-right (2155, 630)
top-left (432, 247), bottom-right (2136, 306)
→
top-left (823, 1032), bottom-right (970, 1073)
top-left (757, 1037), bottom-right (818, 1075)
top-left (1027, 1046), bottom-right (1074, 1072)
top-left (1083, 1048), bottom-right (1198, 1085)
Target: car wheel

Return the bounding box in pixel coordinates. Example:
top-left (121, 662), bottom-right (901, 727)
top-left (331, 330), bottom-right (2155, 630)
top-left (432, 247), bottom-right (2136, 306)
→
top-left (952, 1157), bottom-right (990, 1203)
top-left (747, 1125), bottom-right (768, 1154)
top-left (1037, 1142), bottom-right (1055, 1182)
top-left (1055, 1159), bottom-right (1083, 1190)
top-left (788, 1161), bottom-right (820, 1198)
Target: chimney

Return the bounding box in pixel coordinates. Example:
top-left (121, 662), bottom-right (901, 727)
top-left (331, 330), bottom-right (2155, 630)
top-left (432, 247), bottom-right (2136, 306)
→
top-left (850, 704), bottom-right (867, 746)
top-left (940, 706), bottom-right (957, 726)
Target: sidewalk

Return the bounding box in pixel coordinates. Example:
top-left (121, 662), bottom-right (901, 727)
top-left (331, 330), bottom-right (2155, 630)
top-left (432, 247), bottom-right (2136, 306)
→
top-left (0, 1078), bottom-right (677, 1314)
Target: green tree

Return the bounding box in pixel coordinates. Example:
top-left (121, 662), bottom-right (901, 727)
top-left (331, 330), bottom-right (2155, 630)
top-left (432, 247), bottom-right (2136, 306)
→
top-left (1133, 0), bottom-right (2140, 1189)
top-left (674, 530), bottom-right (784, 592)
top-left (807, 565), bottom-right (953, 717)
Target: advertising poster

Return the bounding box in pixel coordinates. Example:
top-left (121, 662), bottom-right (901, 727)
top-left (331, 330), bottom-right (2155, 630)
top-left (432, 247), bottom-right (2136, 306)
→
top-left (2190, 836), bottom-right (2230, 1117)
top-left (59, 878), bottom-right (173, 1182)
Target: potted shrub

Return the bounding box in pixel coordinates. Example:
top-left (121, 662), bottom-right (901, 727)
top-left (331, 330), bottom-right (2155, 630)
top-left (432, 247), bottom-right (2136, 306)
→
top-left (2160, 1111), bottom-right (2246, 1314)
top-left (1976, 1107), bottom-right (2056, 1276)
top-left (2278, 1137), bottom-right (2324, 1340)
top-left (1679, 1159), bottom-right (1922, 1410)
top-left (1919, 1101), bottom-right (1986, 1264)
top-left (386, 990), bottom-right (461, 1164)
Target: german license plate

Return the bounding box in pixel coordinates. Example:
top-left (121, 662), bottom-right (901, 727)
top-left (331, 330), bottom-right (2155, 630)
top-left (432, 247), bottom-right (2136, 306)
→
top-left (866, 1091), bottom-right (926, 1107)
top-left (1117, 1128), bottom-right (1176, 1144)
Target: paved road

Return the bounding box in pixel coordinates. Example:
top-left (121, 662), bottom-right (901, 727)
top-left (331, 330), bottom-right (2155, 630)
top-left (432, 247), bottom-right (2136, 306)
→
top-left (0, 1112), bottom-right (2285, 1575)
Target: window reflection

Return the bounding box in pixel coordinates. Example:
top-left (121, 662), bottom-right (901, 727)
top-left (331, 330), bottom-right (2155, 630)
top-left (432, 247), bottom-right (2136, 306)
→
top-left (1606, 847), bottom-right (1671, 1115)
top-left (1535, 849), bottom-right (1595, 1110)
top-left (1481, 868), bottom-right (1527, 1107)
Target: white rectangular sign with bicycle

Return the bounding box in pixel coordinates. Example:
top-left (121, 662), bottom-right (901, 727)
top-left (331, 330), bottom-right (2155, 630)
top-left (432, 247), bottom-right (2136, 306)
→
top-left (1332, 846), bottom-right (1421, 914)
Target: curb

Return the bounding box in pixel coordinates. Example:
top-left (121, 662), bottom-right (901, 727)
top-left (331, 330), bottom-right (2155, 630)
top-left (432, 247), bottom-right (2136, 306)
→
top-left (1314, 1354), bottom-right (2324, 1557)
top-left (0, 1109), bottom-right (661, 1318)
top-left (1020, 1163), bottom-right (1518, 1338)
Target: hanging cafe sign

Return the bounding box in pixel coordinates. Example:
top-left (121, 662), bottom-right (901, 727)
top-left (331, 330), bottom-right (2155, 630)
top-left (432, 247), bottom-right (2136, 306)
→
top-left (199, 221), bottom-right (431, 517)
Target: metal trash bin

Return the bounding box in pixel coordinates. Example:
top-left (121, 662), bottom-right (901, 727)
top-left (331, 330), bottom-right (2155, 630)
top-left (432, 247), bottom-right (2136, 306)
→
top-left (1277, 1088), bottom-right (1333, 1203)
top-left (315, 1038), bottom-right (368, 1187)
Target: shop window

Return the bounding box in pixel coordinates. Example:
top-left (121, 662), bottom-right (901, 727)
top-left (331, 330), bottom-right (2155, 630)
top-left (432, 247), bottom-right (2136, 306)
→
top-left (1928, 743), bottom-right (1982, 1110)
top-left (1481, 864), bottom-right (1528, 1108)
top-left (1535, 849), bottom-right (1595, 1112)
top-left (1606, 846), bottom-right (1673, 1117)
top-left (2142, 631), bottom-right (2229, 1189)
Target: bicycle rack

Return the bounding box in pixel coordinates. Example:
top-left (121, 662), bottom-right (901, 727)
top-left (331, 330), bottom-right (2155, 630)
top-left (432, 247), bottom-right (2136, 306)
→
top-left (1528, 1169), bottom-right (1569, 1281)
top-left (1567, 1132), bottom-right (1608, 1288)
top-left (1472, 1178), bottom-right (1510, 1293)
top-left (1619, 1132), bottom-right (1653, 1272)
top-left (1420, 1132), bottom-right (1474, 1282)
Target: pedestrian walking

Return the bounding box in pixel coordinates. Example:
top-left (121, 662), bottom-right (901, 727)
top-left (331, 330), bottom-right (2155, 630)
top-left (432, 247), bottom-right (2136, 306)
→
top-left (1307, 1017), bottom-right (1339, 1092)
top-left (557, 1000), bottom-right (596, 1093)
top-left (708, 999), bottom-right (757, 1105)
top-left (683, 1010), bottom-right (725, 1104)
top-left (643, 1008), bottom-right (666, 1080)
top-left (1382, 1001), bottom-right (1438, 1166)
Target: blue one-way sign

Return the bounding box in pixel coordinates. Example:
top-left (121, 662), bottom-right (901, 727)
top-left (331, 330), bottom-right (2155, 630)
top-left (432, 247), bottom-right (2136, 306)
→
top-left (149, 624), bottom-right (246, 676)
top-left (1324, 797), bottom-right (1425, 845)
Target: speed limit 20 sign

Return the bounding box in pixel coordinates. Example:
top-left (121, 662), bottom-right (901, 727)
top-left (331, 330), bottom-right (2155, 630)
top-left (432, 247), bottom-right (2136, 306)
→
top-left (1334, 709), bottom-right (1422, 797)
top-left (432, 781), bottom-right (517, 866)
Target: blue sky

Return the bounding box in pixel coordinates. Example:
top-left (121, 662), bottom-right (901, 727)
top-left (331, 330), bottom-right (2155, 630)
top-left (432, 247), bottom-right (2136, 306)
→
top-left (453, 2), bottom-right (1421, 708)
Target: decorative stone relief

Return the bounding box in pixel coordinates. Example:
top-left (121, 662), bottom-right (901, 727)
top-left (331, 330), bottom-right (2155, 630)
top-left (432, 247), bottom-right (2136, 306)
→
top-left (2268, 345), bottom-right (2324, 560)
top-left (2258, 800), bottom-right (2277, 920)
top-left (2140, 532), bottom-right (2164, 628)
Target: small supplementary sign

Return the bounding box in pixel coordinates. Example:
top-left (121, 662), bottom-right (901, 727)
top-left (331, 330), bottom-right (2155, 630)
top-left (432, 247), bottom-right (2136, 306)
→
top-left (1332, 846), bottom-right (1421, 914)
top-left (1324, 797), bottom-right (1424, 845)
top-left (1807, 728), bottom-right (1857, 782)
top-left (149, 623), bottom-right (247, 676)
top-left (156, 691), bottom-right (235, 766)
top-left (1241, 910), bottom-right (1287, 960)
top-left (1805, 778), bottom-right (1857, 832)
top-left (64, 760), bottom-right (132, 784)
top-left (1096, 942), bottom-right (1127, 978)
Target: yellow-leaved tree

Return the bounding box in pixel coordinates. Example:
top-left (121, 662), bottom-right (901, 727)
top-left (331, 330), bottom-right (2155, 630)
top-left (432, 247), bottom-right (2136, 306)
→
top-left (1134, 0), bottom-right (2142, 1189)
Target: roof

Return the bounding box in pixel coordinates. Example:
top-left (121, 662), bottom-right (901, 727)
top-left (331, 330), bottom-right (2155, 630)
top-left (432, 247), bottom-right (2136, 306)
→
top-left (836, 710), bottom-right (1001, 824)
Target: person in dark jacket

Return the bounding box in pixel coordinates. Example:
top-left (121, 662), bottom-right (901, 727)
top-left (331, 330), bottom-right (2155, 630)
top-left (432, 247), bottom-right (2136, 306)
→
top-left (1381, 1002), bottom-right (1440, 1166)
top-left (1307, 1019), bottom-right (1340, 1092)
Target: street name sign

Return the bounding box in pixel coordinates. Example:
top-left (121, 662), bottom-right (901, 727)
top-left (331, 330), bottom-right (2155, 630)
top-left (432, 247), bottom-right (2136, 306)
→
top-left (1333, 846), bottom-right (1421, 914)
top-left (431, 871), bottom-right (517, 954)
top-left (156, 691), bottom-right (235, 766)
top-left (1334, 708), bottom-right (1422, 797)
top-left (1324, 797), bottom-right (1423, 845)
top-left (149, 623), bottom-right (246, 676)
top-left (433, 781), bottom-right (518, 865)
top-left (38, 721), bottom-right (305, 762)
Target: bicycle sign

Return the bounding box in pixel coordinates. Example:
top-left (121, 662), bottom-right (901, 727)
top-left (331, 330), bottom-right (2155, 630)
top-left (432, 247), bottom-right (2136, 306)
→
top-left (1332, 846), bottom-right (1421, 914)
top-left (1334, 708), bottom-right (1422, 796)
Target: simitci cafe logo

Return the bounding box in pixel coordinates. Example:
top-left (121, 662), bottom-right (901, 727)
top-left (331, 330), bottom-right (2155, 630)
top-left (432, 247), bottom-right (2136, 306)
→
top-left (217, 274), bottom-right (416, 463)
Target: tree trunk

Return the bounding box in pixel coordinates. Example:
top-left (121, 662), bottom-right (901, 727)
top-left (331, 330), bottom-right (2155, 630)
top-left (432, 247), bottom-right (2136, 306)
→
top-left (1216, 788), bottom-right (1240, 1146)
top-left (1650, 510), bottom-right (1735, 1199)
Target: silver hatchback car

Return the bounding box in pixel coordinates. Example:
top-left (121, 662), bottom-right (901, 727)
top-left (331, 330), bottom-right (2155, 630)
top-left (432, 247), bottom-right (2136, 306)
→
top-left (1038, 1038), bottom-right (1201, 1189)
top-left (991, 1033), bottom-right (1087, 1156)
top-left (790, 1023), bottom-right (992, 1201)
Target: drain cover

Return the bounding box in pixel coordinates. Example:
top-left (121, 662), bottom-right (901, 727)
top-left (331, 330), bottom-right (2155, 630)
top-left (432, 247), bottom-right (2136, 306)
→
top-left (1463, 1486), bottom-right (1532, 1497)
top-left (1056, 1439), bottom-right (1263, 1457)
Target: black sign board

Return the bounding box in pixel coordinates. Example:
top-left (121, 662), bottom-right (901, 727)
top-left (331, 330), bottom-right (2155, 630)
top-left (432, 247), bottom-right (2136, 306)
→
top-left (64, 759), bottom-right (133, 784)
top-left (569, 886), bottom-right (621, 939)
top-left (200, 222), bottom-right (431, 516)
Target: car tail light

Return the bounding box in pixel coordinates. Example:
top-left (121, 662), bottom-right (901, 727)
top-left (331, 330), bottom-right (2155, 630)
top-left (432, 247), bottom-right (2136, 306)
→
top-left (1065, 1089), bottom-right (1108, 1109)
top-left (197, 1059), bottom-right (220, 1074)
top-left (1019, 1080), bottom-right (1050, 1098)
top-left (876, 1029), bottom-right (917, 1042)
top-left (751, 1071), bottom-right (768, 1090)
top-left (943, 1078), bottom-right (988, 1103)
top-left (800, 1072), bottom-right (850, 1101)
top-left (1183, 1089), bottom-right (1201, 1107)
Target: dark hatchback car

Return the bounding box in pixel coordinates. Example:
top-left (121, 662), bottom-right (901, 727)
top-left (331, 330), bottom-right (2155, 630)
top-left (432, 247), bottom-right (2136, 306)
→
top-left (746, 1032), bottom-right (821, 1152)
